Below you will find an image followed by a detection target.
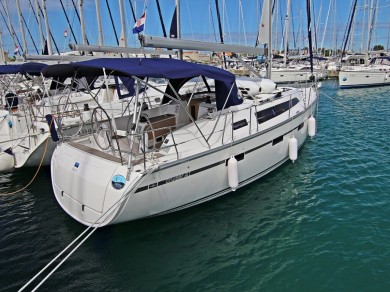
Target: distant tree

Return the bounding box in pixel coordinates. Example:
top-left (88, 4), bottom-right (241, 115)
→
top-left (373, 45), bottom-right (384, 51)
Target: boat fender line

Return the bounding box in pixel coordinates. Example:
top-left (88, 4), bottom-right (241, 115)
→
top-left (308, 116), bottom-right (316, 138)
top-left (18, 165), bottom-right (158, 291)
top-left (289, 136), bottom-right (298, 163)
top-left (228, 155), bottom-right (239, 191)
top-left (0, 136), bottom-right (50, 196)
top-left (45, 114), bottom-right (59, 142)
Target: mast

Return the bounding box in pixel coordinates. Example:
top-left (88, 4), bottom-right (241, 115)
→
top-left (119, 0), bottom-right (127, 47)
top-left (16, 0), bottom-right (28, 55)
top-left (78, 0), bottom-right (88, 46)
top-left (176, 0), bottom-right (182, 60)
top-left (267, 0), bottom-right (272, 79)
top-left (306, 0), bottom-right (314, 78)
top-left (283, 0), bottom-right (291, 67)
top-left (4, 0), bottom-right (20, 54)
top-left (0, 32), bottom-right (5, 64)
top-left (42, 0), bottom-right (53, 55)
top-left (320, 0), bottom-right (331, 55)
top-left (95, 0), bottom-right (104, 46)
top-left (34, 0), bottom-right (46, 53)
top-left (340, 0), bottom-right (358, 61)
top-left (215, 0), bottom-right (226, 67)
top-left (366, 0), bottom-right (376, 53)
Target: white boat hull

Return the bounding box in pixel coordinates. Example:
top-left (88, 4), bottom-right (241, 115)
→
top-left (339, 69), bottom-right (390, 88)
top-left (51, 101), bottom-right (316, 226)
top-left (260, 69), bottom-right (327, 83)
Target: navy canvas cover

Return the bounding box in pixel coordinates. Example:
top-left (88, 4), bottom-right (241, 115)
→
top-left (41, 58), bottom-right (242, 110)
top-left (0, 62), bottom-right (47, 76)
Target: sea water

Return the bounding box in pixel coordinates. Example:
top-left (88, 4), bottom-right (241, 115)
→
top-left (1, 80), bottom-right (390, 291)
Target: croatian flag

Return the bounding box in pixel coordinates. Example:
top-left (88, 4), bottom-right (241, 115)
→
top-left (14, 45), bottom-right (19, 54)
top-left (133, 12), bottom-right (146, 34)
top-left (64, 28), bottom-right (68, 38)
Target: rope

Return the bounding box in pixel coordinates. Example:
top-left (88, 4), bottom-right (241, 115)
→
top-left (19, 165), bottom-right (157, 291)
top-left (319, 90), bottom-right (356, 112)
top-left (0, 119), bottom-right (53, 196)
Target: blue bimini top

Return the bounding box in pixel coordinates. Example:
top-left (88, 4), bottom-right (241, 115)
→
top-left (0, 62), bottom-right (47, 76)
top-left (41, 58), bottom-right (242, 110)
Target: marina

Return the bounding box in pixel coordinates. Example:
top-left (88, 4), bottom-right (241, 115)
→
top-left (1, 80), bottom-right (390, 290)
top-left (0, 0), bottom-right (390, 290)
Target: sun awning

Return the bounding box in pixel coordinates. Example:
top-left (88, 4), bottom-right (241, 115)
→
top-left (41, 58), bottom-right (242, 110)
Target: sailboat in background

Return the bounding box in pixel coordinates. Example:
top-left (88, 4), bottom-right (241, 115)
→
top-left (0, 63), bottom-right (54, 171)
top-left (338, 0), bottom-right (390, 88)
top-left (257, 0), bottom-right (328, 83)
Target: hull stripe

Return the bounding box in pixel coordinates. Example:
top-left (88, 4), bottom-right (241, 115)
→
top-left (134, 122), bottom-right (305, 193)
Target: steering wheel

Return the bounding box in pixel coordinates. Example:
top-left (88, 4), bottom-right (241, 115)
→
top-left (91, 107), bottom-right (113, 150)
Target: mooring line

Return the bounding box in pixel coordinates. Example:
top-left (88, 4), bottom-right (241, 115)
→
top-left (19, 165), bottom-right (157, 291)
top-left (0, 117), bottom-right (53, 196)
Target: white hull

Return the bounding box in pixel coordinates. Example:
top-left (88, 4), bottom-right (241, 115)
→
top-left (0, 109), bottom-right (54, 171)
top-left (51, 87), bottom-right (318, 226)
top-left (260, 68), bottom-right (327, 83)
top-left (339, 69), bottom-right (390, 88)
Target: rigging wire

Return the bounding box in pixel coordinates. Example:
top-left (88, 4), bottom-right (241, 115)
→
top-left (184, 0), bottom-right (195, 40)
top-left (59, 0), bottom-right (78, 44)
top-left (105, 0), bottom-right (120, 46)
top-left (36, 2), bottom-right (60, 54)
top-left (0, 1), bottom-right (23, 55)
top-left (128, 0), bottom-right (137, 21)
top-left (21, 13), bottom-right (40, 54)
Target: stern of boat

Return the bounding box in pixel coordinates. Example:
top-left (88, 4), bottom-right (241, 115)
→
top-left (51, 142), bottom-right (141, 226)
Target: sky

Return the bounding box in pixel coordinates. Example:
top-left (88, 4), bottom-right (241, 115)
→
top-left (0, 0), bottom-right (389, 56)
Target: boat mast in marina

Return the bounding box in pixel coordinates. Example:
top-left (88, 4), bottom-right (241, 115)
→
top-left (42, 0), bottom-right (53, 55)
top-left (34, 0), bottom-right (46, 54)
top-left (16, 0), bottom-right (28, 55)
top-left (95, 0), bottom-right (104, 47)
top-left (78, 0), bottom-right (88, 46)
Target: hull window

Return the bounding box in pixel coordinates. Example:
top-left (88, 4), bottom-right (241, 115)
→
top-left (272, 135), bottom-right (283, 145)
top-left (255, 98), bottom-right (299, 124)
top-left (232, 119), bottom-right (248, 130)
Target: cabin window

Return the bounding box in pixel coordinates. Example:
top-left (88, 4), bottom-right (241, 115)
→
top-left (232, 119), bottom-right (248, 130)
top-left (255, 98), bottom-right (299, 124)
top-left (298, 123), bottom-right (304, 131)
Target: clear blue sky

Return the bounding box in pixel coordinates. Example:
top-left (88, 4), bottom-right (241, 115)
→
top-left (1, 0), bottom-right (389, 56)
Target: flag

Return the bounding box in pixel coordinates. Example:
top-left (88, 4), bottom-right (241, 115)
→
top-left (64, 28), bottom-right (68, 38)
top-left (132, 11), bottom-right (146, 34)
top-left (14, 45), bottom-right (19, 54)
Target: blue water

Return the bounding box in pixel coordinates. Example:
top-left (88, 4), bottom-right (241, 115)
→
top-left (1, 80), bottom-right (390, 291)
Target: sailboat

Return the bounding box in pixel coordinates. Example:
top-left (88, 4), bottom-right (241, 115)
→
top-left (43, 57), bottom-right (318, 226)
top-left (0, 62), bottom-right (55, 171)
top-left (338, 0), bottom-right (390, 88)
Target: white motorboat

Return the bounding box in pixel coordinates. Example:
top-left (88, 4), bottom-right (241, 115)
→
top-left (43, 58), bottom-right (319, 227)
